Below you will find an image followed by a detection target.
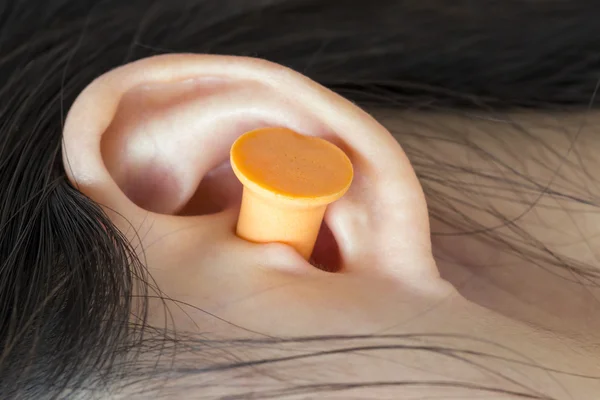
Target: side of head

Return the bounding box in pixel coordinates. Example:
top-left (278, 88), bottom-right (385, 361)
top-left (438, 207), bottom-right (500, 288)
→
top-left (2, 1), bottom-right (600, 399)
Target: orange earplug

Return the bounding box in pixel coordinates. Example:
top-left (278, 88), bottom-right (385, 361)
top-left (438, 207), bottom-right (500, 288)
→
top-left (230, 127), bottom-right (353, 260)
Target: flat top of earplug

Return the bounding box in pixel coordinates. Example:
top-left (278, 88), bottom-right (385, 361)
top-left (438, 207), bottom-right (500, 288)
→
top-left (230, 127), bottom-right (353, 204)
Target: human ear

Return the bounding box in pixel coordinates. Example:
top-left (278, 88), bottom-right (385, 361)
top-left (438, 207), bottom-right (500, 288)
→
top-left (62, 54), bottom-right (438, 283)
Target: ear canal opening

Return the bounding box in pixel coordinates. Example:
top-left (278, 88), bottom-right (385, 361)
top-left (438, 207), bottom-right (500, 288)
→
top-left (310, 220), bottom-right (342, 273)
top-left (178, 159), bottom-right (343, 272)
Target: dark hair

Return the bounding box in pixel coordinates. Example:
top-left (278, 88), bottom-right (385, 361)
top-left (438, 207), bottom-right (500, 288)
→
top-left (1, 0), bottom-right (599, 398)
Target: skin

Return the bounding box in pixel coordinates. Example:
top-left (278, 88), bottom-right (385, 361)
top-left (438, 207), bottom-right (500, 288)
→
top-left (63, 54), bottom-right (600, 399)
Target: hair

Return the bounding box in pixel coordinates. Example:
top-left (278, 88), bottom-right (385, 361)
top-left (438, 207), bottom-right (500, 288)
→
top-left (1, 0), bottom-right (599, 398)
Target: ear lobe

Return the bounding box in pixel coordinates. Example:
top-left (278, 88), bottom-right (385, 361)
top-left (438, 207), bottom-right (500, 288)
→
top-left (62, 54), bottom-right (437, 281)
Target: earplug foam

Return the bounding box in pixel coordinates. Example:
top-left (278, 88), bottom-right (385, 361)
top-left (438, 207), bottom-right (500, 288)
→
top-left (230, 127), bottom-right (353, 260)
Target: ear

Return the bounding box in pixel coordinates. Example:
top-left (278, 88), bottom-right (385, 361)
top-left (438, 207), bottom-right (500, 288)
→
top-left (62, 54), bottom-right (437, 282)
